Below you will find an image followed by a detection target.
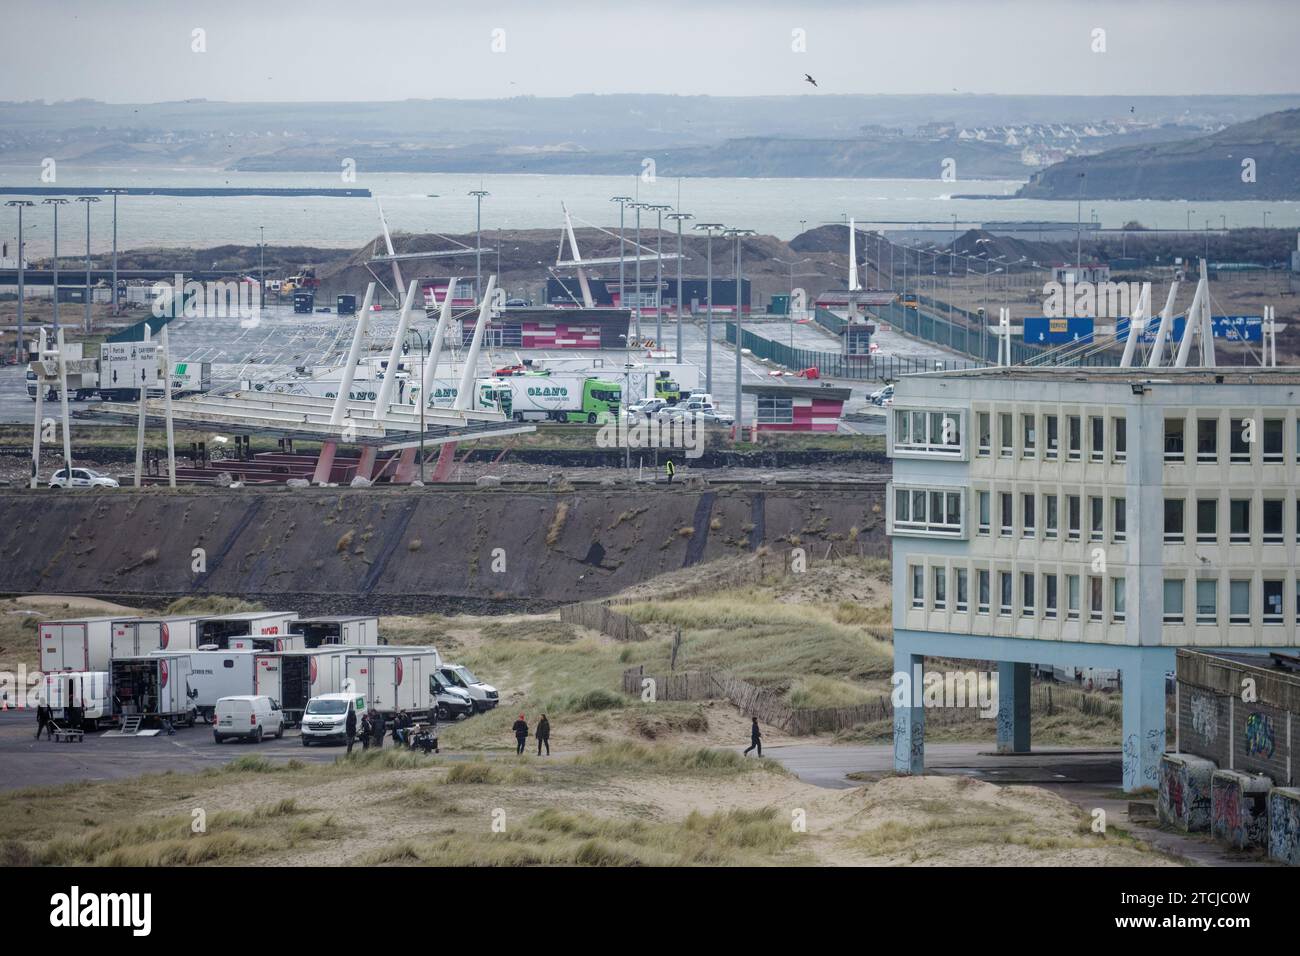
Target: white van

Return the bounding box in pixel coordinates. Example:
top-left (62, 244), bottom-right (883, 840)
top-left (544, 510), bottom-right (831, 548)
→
top-left (438, 664), bottom-right (498, 713)
top-left (213, 695), bottom-right (284, 744)
top-left (300, 692), bottom-right (367, 746)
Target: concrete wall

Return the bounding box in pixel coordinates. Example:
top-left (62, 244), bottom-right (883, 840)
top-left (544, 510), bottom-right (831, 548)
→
top-left (0, 485), bottom-right (884, 613)
top-left (1158, 753), bottom-right (1215, 831)
top-left (1210, 769), bottom-right (1270, 849)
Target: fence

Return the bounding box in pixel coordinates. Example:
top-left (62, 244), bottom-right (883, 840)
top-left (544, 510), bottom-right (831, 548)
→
top-left (560, 602), bottom-right (650, 642)
top-left (725, 322), bottom-right (983, 381)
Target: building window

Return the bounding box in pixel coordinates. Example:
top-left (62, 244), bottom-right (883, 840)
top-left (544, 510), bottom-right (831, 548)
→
top-left (757, 395), bottom-right (794, 425)
top-left (1044, 574), bottom-right (1058, 620)
top-left (1113, 497), bottom-right (1126, 542)
top-left (1067, 495), bottom-right (1081, 540)
top-left (977, 412), bottom-right (991, 456)
top-left (895, 409), bottom-right (963, 456)
top-left (1113, 416), bottom-right (1127, 462)
top-left (1089, 497), bottom-right (1104, 542)
top-left (1023, 494), bottom-right (1036, 537)
top-left (1089, 576), bottom-right (1103, 621)
top-left (1263, 419), bottom-right (1283, 463)
top-left (1067, 575), bottom-right (1080, 620)
top-left (1196, 418), bottom-right (1218, 462)
top-left (978, 491), bottom-right (990, 535)
top-left (1263, 579), bottom-right (1283, 624)
top-left (1262, 499), bottom-right (1283, 544)
top-left (1045, 415), bottom-right (1059, 459)
top-left (1196, 579), bottom-right (1217, 625)
top-left (977, 570), bottom-right (990, 614)
top-left (1229, 579), bottom-right (1250, 624)
top-left (1089, 416), bottom-right (1104, 462)
top-left (1229, 418), bottom-right (1250, 463)
top-left (894, 487), bottom-right (963, 536)
top-left (999, 572), bottom-right (1012, 616)
top-left (1164, 417), bottom-right (1185, 461)
top-left (911, 565), bottom-right (924, 609)
top-left (1044, 495), bottom-right (1058, 539)
top-left (955, 569), bottom-right (969, 613)
top-left (1229, 499), bottom-right (1251, 543)
top-left (1163, 578), bottom-right (1185, 624)
top-left (999, 413), bottom-right (1013, 458)
top-left (1197, 499), bottom-right (1218, 543)
top-left (1022, 415), bottom-right (1037, 457)
top-left (1163, 498), bottom-right (1185, 543)
top-left (1112, 577), bottom-right (1126, 623)
top-left (1000, 493), bottom-right (1013, 536)
top-left (1068, 416), bottom-right (1082, 460)
top-left (1022, 573), bottom-right (1035, 617)
top-left (934, 567), bottom-right (947, 611)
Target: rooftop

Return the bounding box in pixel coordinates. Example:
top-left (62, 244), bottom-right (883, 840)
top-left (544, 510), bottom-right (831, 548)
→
top-left (911, 365), bottom-right (1300, 387)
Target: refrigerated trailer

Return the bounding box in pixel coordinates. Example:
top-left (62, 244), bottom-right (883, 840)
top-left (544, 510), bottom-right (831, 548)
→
top-left (40, 617), bottom-right (134, 672)
top-left (345, 648), bottom-right (441, 717)
top-left (196, 612), bottom-right (299, 651)
top-left (289, 616), bottom-right (381, 648)
top-left (171, 650), bottom-right (259, 722)
top-left (38, 670), bottom-right (111, 729)
top-left (111, 616), bottom-right (202, 658)
top-left (254, 647), bottom-right (351, 723)
top-left (110, 654), bottom-right (195, 725)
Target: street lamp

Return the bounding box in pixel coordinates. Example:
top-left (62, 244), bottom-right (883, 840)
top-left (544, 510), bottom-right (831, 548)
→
top-left (724, 228), bottom-right (756, 432)
top-left (693, 223), bottom-right (726, 394)
top-left (5, 200), bottom-right (34, 363)
top-left (75, 197), bottom-right (99, 333)
top-left (106, 188), bottom-right (127, 315)
top-left (43, 198), bottom-right (69, 332)
top-left (610, 196), bottom-right (632, 318)
top-left (1075, 172), bottom-right (1086, 268)
top-left (469, 189), bottom-right (489, 300)
top-left (647, 204), bottom-right (672, 346)
top-left (404, 327), bottom-right (430, 481)
top-left (630, 202), bottom-right (649, 341)
top-left (774, 256), bottom-right (814, 346)
top-left (666, 212), bottom-right (693, 360)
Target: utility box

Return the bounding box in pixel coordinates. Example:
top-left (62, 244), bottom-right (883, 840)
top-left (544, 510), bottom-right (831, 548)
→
top-left (337, 294), bottom-right (357, 316)
top-left (294, 292), bottom-right (315, 314)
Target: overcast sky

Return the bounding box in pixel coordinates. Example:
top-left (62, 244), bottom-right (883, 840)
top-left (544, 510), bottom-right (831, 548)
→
top-left (5, 0), bottom-right (1298, 101)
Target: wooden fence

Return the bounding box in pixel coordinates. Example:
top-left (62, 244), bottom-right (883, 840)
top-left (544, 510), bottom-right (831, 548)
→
top-left (560, 602), bottom-right (650, 642)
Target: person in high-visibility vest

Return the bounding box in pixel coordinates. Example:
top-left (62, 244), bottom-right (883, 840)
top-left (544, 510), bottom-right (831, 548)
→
top-left (665, 459), bottom-right (675, 484)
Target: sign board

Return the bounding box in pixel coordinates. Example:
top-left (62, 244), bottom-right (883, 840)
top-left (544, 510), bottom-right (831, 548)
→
top-left (1116, 315), bottom-right (1262, 344)
top-left (1022, 317), bottom-right (1095, 344)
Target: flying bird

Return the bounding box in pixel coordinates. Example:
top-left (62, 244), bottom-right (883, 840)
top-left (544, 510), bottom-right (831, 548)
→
top-left (803, 74), bottom-right (817, 88)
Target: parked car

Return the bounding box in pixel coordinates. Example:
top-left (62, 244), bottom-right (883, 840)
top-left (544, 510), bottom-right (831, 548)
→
top-left (625, 398), bottom-right (667, 419)
top-left (49, 467), bottom-right (119, 489)
top-left (869, 384), bottom-right (894, 405)
top-left (438, 665), bottom-right (498, 713)
top-left (431, 672), bottom-right (475, 720)
top-left (300, 692), bottom-right (366, 746)
top-left (666, 400), bottom-right (733, 425)
top-left (213, 695), bottom-right (284, 744)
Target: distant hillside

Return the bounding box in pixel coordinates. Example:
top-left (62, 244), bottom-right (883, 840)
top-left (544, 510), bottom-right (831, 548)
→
top-left (1016, 109), bottom-right (1300, 200)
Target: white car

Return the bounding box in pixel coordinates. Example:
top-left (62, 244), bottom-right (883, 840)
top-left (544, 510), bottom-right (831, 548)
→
top-left (626, 398), bottom-right (667, 419)
top-left (300, 692), bottom-right (366, 746)
top-left (439, 665), bottom-right (498, 713)
top-left (213, 695), bottom-right (284, 744)
top-left (49, 467), bottom-right (119, 489)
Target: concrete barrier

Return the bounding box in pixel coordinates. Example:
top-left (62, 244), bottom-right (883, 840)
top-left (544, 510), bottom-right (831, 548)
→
top-left (1267, 787), bottom-right (1300, 866)
top-left (1158, 754), bottom-right (1215, 832)
top-left (1210, 769), bottom-right (1271, 849)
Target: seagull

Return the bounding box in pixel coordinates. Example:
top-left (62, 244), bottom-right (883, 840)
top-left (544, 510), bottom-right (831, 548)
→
top-left (804, 74), bottom-right (817, 88)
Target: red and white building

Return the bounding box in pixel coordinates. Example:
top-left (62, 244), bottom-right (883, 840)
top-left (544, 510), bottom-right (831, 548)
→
top-left (742, 383), bottom-right (852, 432)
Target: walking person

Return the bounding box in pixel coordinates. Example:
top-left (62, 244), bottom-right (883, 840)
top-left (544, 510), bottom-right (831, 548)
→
top-left (426, 708), bottom-right (440, 754)
top-left (536, 714), bottom-right (551, 756)
top-left (512, 713), bottom-right (529, 755)
top-left (371, 709), bottom-right (385, 749)
top-left (35, 703), bottom-right (49, 740)
top-left (743, 716), bottom-right (762, 757)
top-left (665, 458), bottom-right (676, 484)
top-left (345, 704), bottom-right (358, 755)
top-left (359, 711), bottom-right (372, 751)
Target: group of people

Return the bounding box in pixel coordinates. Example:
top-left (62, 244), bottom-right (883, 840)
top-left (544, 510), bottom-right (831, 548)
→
top-left (34, 703), bottom-right (87, 739)
top-left (511, 713), bottom-right (551, 755)
top-left (345, 706), bottom-right (439, 755)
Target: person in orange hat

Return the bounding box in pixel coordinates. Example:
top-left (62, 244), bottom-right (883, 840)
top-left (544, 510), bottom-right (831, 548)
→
top-left (511, 713), bottom-right (529, 755)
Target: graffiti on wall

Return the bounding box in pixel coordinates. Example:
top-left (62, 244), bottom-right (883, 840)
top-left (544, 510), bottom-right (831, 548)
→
top-left (1244, 712), bottom-right (1276, 760)
top-left (1268, 790), bottom-right (1300, 866)
top-left (1189, 692), bottom-right (1219, 745)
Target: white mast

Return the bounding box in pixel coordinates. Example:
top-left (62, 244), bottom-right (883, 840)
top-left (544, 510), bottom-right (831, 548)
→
top-left (374, 279), bottom-right (418, 418)
top-left (848, 218), bottom-right (860, 292)
top-left (1146, 279), bottom-right (1182, 368)
top-left (421, 276), bottom-right (456, 401)
top-left (456, 276), bottom-right (497, 411)
top-left (561, 203), bottom-right (595, 308)
top-left (330, 282), bottom-right (375, 426)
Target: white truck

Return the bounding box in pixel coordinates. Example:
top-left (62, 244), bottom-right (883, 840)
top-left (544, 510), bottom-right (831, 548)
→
top-left (254, 647), bottom-right (352, 724)
top-left (25, 342), bottom-right (100, 401)
top-left (110, 654), bottom-right (195, 725)
top-left (111, 616), bottom-right (203, 657)
top-left (38, 670), bottom-right (111, 729)
top-left (98, 342), bottom-right (163, 402)
top-left (168, 361), bottom-right (212, 396)
top-left (40, 617), bottom-right (133, 672)
top-left (172, 649), bottom-right (259, 722)
top-left (490, 373), bottom-right (621, 424)
top-left (345, 647), bottom-right (440, 717)
top-left (196, 611), bottom-right (300, 651)
top-left (289, 616), bottom-right (381, 648)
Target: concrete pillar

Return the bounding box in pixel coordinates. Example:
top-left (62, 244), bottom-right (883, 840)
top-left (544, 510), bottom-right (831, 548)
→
top-left (1122, 651), bottom-right (1168, 792)
top-left (355, 446), bottom-right (377, 481)
top-left (996, 661), bottom-right (1031, 753)
top-left (393, 447), bottom-right (418, 484)
top-left (892, 643), bottom-right (925, 775)
top-left (312, 440), bottom-right (337, 485)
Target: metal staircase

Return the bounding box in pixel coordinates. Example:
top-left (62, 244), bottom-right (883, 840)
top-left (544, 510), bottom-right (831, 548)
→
top-left (119, 714), bottom-right (144, 735)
